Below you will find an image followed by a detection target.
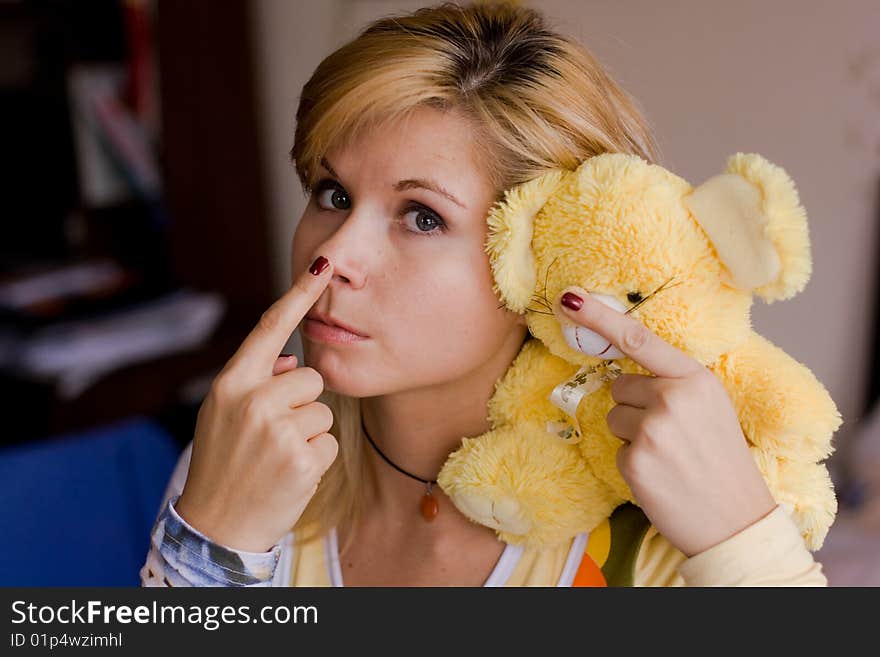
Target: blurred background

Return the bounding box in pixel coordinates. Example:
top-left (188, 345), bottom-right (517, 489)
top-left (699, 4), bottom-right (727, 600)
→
top-left (0, 0), bottom-right (877, 586)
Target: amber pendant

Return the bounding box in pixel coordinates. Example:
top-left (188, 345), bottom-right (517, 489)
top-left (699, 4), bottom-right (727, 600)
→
top-left (420, 483), bottom-right (439, 521)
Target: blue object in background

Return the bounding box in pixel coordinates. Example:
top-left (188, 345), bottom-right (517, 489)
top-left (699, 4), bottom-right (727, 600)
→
top-left (0, 416), bottom-right (181, 586)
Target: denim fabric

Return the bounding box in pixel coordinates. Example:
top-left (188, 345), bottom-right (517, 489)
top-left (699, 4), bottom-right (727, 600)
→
top-left (147, 494), bottom-right (281, 586)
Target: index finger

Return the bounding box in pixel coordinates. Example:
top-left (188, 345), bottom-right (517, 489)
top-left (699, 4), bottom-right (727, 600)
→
top-left (227, 256), bottom-right (333, 378)
top-left (559, 286), bottom-right (703, 378)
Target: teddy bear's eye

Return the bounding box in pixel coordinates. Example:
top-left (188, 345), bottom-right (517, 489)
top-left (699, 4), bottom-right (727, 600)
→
top-left (627, 292), bottom-right (643, 303)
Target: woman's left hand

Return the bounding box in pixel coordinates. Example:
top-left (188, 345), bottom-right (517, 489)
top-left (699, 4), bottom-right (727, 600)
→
top-left (559, 287), bottom-right (777, 558)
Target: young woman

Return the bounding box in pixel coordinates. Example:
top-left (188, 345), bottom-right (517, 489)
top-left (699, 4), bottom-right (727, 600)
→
top-left (141, 1), bottom-right (827, 587)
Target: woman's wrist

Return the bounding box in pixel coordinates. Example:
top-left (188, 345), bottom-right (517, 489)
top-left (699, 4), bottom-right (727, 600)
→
top-left (172, 493), bottom-right (278, 554)
top-left (684, 492), bottom-right (778, 558)
top-left (677, 503), bottom-right (824, 586)
top-left (158, 495), bottom-right (281, 586)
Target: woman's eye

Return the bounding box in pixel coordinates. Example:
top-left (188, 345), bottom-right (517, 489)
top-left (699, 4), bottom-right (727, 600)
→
top-left (312, 178), bottom-right (446, 237)
top-left (403, 205), bottom-right (447, 236)
top-left (315, 181), bottom-right (350, 210)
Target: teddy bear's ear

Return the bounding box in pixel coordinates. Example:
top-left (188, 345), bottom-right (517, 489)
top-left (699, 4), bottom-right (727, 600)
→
top-left (684, 153), bottom-right (812, 303)
top-left (683, 153), bottom-right (811, 302)
top-left (485, 169), bottom-right (567, 312)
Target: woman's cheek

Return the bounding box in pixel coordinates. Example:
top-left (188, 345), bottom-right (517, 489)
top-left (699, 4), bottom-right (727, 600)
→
top-left (289, 229), bottom-right (311, 275)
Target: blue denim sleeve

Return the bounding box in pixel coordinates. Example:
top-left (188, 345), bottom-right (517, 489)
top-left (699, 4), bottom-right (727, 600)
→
top-left (145, 494), bottom-right (281, 586)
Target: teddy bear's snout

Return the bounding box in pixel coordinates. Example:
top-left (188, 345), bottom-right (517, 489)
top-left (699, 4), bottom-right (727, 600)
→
top-left (560, 292), bottom-right (626, 359)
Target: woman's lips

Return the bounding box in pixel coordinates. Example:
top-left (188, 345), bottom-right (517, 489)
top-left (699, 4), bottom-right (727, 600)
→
top-left (302, 318), bottom-right (370, 344)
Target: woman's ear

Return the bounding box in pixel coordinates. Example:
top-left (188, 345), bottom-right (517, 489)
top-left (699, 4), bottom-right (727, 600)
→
top-left (485, 169), bottom-right (567, 313)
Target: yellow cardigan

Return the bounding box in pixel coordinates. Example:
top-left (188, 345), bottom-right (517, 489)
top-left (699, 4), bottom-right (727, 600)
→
top-left (286, 503), bottom-right (827, 587)
top-left (140, 441), bottom-right (827, 587)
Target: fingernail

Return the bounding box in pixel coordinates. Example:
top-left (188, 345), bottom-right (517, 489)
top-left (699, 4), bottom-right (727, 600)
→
top-left (309, 256), bottom-right (330, 276)
top-left (561, 292), bottom-right (583, 311)
top-left (279, 353), bottom-right (294, 358)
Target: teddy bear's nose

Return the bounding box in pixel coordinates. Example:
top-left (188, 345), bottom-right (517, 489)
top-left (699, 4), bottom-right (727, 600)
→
top-left (586, 293), bottom-right (627, 314)
top-left (560, 292), bottom-right (627, 359)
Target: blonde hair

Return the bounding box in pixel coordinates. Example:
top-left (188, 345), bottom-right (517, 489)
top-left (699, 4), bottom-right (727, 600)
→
top-left (290, 0), bottom-right (660, 550)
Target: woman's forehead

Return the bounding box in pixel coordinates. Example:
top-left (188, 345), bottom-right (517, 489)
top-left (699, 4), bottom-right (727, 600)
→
top-left (322, 108), bottom-right (492, 202)
top-left (330, 107), bottom-right (477, 166)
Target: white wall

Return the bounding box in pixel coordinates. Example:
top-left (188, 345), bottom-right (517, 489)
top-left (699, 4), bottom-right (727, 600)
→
top-left (251, 0), bottom-right (880, 449)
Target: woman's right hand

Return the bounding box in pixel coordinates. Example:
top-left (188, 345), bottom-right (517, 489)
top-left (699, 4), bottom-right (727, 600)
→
top-left (174, 257), bottom-right (338, 553)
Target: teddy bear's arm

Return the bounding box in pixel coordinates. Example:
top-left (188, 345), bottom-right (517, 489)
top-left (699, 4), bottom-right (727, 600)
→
top-left (710, 333), bottom-right (841, 463)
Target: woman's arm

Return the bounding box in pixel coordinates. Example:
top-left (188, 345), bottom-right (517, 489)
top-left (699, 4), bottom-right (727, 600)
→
top-left (139, 442), bottom-right (282, 587)
top-left (634, 502), bottom-right (828, 586)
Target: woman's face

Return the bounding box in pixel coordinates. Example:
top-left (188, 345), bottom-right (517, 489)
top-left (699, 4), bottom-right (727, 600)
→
top-left (291, 106), bottom-right (526, 397)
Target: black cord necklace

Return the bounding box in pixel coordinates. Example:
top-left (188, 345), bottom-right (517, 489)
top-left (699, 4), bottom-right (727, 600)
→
top-left (361, 418), bottom-right (439, 521)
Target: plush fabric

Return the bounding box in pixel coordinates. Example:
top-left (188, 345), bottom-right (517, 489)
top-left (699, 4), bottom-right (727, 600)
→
top-left (438, 152), bottom-right (841, 551)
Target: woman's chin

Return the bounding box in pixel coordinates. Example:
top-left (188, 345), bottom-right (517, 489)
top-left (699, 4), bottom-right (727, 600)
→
top-left (323, 377), bottom-right (374, 398)
top-left (304, 351), bottom-right (369, 397)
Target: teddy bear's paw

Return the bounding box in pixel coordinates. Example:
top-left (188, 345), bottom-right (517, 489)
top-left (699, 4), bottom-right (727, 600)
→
top-left (449, 490), bottom-right (533, 536)
top-left (750, 446), bottom-right (838, 550)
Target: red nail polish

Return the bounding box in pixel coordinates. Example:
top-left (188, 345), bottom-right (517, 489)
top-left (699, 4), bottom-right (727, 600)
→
top-left (309, 256), bottom-right (329, 276)
top-left (561, 292), bottom-right (583, 311)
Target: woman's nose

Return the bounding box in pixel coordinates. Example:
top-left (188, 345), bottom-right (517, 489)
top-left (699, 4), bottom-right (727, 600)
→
top-left (311, 212), bottom-right (374, 289)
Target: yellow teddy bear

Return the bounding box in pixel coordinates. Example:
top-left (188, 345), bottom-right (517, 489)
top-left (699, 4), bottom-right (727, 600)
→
top-left (437, 152), bottom-right (842, 551)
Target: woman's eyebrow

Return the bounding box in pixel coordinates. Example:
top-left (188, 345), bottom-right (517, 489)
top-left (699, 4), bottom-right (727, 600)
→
top-left (320, 157), bottom-right (466, 210)
top-left (394, 178), bottom-right (466, 209)
top-left (320, 157), bottom-right (340, 179)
